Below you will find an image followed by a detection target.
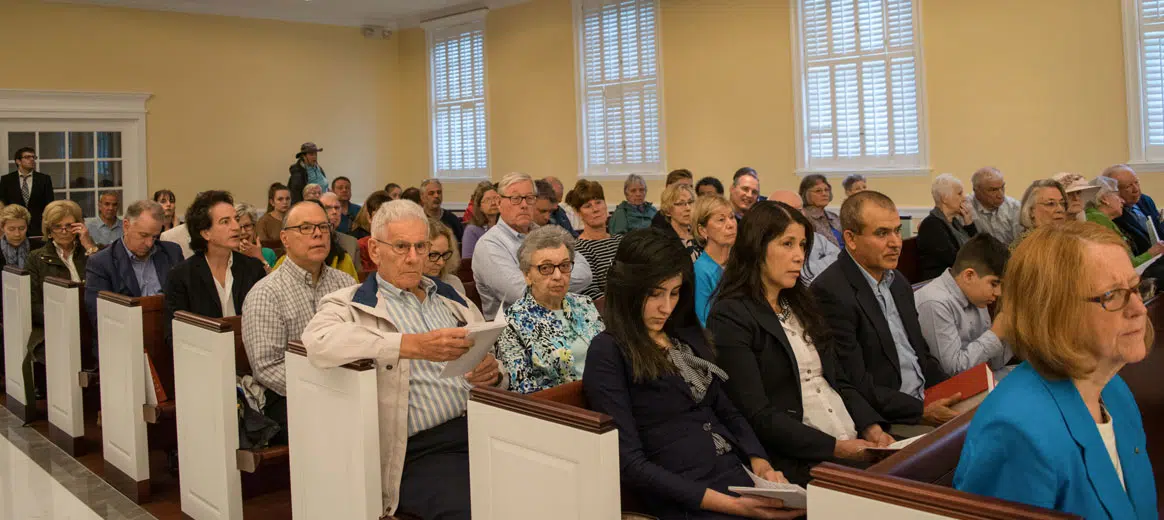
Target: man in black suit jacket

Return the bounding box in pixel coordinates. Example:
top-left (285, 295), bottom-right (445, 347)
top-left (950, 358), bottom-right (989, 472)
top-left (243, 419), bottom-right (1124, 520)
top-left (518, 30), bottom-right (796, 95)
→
top-left (2, 148), bottom-right (55, 235)
top-left (811, 191), bottom-right (958, 428)
top-left (1104, 164), bottom-right (1164, 256)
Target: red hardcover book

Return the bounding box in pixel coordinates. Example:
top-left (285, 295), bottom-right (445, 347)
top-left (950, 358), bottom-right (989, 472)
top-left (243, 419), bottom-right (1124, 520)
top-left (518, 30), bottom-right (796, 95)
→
top-left (148, 354), bottom-right (169, 403)
top-left (924, 362), bottom-right (994, 407)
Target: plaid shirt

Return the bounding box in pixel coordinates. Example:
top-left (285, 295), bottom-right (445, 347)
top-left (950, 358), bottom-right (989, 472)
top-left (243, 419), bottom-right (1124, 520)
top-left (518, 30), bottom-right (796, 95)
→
top-left (242, 258), bottom-right (356, 395)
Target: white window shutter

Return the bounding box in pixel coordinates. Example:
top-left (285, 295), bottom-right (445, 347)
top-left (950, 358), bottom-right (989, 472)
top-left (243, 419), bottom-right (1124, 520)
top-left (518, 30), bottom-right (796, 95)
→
top-left (576, 0), bottom-right (663, 177)
top-left (428, 19), bottom-right (489, 179)
top-left (1141, 2), bottom-right (1164, 156)
top-left (795, 0), bottom-right (926, 174)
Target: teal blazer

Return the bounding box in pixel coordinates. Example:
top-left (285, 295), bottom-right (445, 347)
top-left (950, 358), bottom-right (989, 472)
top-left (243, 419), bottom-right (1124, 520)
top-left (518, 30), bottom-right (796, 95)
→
top-left (954, 362), bottom-right (1157, 519)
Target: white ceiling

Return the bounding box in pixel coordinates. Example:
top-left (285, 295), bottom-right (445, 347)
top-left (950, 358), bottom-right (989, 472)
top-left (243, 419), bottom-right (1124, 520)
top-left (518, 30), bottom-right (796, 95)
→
top-left (46, 0), bottom-right (526, 29)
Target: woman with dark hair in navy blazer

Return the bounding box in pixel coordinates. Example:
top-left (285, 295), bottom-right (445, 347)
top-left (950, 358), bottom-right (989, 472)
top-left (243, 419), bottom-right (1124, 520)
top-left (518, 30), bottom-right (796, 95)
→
top-left (954, 222), bottom-right (1157, 519)
top-left (708, 201), bottom-right (894, 486)
top-left (583, 228), bottom-right (791, 520)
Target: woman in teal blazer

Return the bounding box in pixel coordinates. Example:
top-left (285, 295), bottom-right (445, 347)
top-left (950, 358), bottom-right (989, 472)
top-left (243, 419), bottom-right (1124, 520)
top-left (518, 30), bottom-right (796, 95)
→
top-left (954, 222), bottom-right (1157, 519)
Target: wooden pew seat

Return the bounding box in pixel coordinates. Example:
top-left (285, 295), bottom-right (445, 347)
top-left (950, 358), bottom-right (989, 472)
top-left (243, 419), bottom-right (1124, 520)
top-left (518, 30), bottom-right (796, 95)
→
top-left (457, 257), bottom-right (473, 283)
top-left (899, 236), bottom-right (921, 284)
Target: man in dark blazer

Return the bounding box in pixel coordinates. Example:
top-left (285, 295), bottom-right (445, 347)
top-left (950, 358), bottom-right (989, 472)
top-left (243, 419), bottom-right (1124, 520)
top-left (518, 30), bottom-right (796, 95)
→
top-left (84, 201), bottom-right (185, 337)
top-left (1104, 164), bottom-right (1164, 256)
top-left (2, 147), bottom-right (55, 235)
top-left (811, 191), bottom-right (958, 428)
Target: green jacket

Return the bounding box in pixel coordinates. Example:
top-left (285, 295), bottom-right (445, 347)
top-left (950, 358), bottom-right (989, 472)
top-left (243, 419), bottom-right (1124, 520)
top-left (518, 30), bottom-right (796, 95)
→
top-left (27, 241), bottom-right (88, 327)
top-left (608, 201), bottom-right (657, 235)
top-left (1085, 207), bottom-right (1154, 266)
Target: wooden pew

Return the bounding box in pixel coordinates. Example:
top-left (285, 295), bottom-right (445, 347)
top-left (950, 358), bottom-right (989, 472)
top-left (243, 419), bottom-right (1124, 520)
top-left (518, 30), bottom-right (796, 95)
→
top-left (172, 311), bottom-right (292, 520)
top-left (898, 236), bottom-right (922, 284)
top-left (462, 281), bottom-right (482, 310)
top-left (868, 409), bottom-right (976, 485)
top-left (808, 463), bottom-right (1077, 519)
top-left (43, 277), bottom-right (90, 455)
top-left (96, 292), bottom-right (172, 503)
top-left (2, 266), bottom-right (33, 422)
top-left (1118, 293), bottom-right (1164, 512)
top-left (457, 257), bottom-right (473, 283)
top-left (469, 384), bottom-right (621, 519)
top-left (284, 342), bottom-right (383, 519)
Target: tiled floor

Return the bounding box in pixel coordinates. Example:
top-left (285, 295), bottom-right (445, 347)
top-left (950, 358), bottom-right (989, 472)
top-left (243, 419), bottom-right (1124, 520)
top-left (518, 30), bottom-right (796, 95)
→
top-left (0, 406), bottom-right (154, 519)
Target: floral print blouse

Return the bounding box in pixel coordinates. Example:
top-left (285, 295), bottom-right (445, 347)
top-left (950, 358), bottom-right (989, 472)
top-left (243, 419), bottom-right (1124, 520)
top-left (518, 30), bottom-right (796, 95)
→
top-left (496, 289), bottom-right (605, 394)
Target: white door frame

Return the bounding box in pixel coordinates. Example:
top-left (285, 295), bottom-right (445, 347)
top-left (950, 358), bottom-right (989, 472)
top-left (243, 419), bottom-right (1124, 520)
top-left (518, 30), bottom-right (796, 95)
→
top-left (0, 90), bottom-right (151, 204)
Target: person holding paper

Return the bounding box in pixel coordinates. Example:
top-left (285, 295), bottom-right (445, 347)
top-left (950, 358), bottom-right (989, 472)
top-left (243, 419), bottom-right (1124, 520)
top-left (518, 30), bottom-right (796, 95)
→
top-left (811, 191), bottom-right (958, 431)
top-left (915, 234), bottom-right (1014, 376)
top-left (302, 199), bottom-right (507, 520)
top-left (708, 202), bottom-right (894, 486)
top-left (954, 221), bottom-right (1157, 519)
top-left (495, 225), bottom-right (604, 394)
top-left (584, 228), bottom-right (791, 520)
top-left (1087, 176), bottom-right (1164, 276)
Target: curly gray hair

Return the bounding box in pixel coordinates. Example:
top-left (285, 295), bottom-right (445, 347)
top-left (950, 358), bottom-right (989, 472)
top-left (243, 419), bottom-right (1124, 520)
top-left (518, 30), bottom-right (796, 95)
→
top-left (517, 225), bottom-right (576, 274)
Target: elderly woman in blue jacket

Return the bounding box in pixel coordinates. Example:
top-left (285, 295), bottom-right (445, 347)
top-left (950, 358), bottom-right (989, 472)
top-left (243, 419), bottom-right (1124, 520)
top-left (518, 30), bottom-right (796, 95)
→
top-left (496, 225), bottom-right (604, 394)
top-left (954, 221), bottom-right (1157, 519)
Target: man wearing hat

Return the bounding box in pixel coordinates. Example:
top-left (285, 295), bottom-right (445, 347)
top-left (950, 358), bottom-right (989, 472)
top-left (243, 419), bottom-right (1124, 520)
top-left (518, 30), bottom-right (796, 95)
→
top-left (1051, 172), bottom-right (1099, 223)
top-left (289, 142), bottom-right (327, 204)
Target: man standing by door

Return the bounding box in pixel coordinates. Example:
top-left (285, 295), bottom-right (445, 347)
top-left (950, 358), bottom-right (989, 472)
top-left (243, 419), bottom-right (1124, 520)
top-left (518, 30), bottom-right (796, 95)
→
top-left (1, 148), bottom-right (55, 236)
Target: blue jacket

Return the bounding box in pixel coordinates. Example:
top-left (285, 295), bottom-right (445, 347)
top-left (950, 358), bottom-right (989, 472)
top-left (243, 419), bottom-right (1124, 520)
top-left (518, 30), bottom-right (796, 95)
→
top-left (954, 362), bottom-right (1156, 519)
top-left (84, 238), bottom-right (185, 333)
top-left (1112, 193), bottom-right (1164, 256)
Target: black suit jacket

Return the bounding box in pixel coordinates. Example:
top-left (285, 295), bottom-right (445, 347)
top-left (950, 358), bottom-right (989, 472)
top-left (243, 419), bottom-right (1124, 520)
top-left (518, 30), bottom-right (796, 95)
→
top-left (1113, 194), bottom-right (1164, 256)
top-left (915, 213), bottom-right (977, 281)
top-left (708, 297), bottom-right (884, 484)
top-left (1, 171), bottom-right (55, 234)
top-left (810, 251), bottom-right (949, 424)
top-left (164, 251), bottom-right (267, 322)
top-left (582, 327), bottom-right (768, 512)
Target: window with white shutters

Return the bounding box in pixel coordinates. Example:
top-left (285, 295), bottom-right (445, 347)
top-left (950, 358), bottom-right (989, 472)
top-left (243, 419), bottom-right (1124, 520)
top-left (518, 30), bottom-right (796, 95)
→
top-left (1124, 0), bottom-right (1164, 165)
top-left (794, 0), bottom-right (927, 175)
top-left (574, 0), bottom-right (664, 177)
top-left (427, 17), bottom-right (489, 179)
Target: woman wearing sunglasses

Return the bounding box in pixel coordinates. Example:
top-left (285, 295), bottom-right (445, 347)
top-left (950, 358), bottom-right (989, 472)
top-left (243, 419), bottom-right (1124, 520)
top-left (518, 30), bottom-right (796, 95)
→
top-left (424, 219), bottom-right (466, 297)
top-left (495, 225), bottom-right (604, 394)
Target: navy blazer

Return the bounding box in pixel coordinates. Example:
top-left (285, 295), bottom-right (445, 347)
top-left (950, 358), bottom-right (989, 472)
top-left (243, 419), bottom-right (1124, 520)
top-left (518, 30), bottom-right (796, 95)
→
top-left (1113, 194), bottom-right (1164, 256)
top-left (810, 250), bottom-right (949, 424)
top-left (582, 327), bottom-right (768, 512)
top-left (84, 238), bottom-right (185, 333)
top-left (955, 363), bottom-right (1156, 519)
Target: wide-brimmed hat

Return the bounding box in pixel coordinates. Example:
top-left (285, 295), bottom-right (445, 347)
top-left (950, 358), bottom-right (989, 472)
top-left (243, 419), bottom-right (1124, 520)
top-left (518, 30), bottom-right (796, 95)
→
top-left (295, 142), bottom-right (322, 158)
top-left (1051, 172), bottom-right (1099, 194)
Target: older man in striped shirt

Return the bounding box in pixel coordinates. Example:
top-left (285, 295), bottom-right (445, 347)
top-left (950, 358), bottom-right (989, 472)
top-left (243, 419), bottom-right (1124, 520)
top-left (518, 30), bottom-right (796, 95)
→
top-left (303, 199), bottom-right (506, 520)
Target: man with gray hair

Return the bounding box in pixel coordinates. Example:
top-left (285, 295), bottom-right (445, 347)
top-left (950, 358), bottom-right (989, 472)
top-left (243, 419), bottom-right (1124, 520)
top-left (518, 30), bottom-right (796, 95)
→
top-left (474, 172), bottom-right (592, 316)
top-left (84, 199), bottom-right (185, 338)
top-left (1103, 163), bottom-right (1164, 256)
top-left (966, 167), bottom-right (1020, 245)
top-left (85, 191), bottom-right (123, 247)
top-left (303, 199), bottom-right (506, 519)
top-left (420, 178), bottom-right (465, 242)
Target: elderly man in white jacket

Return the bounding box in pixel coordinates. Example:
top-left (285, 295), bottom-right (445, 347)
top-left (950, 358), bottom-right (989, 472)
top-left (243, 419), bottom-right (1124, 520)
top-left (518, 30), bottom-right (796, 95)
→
top-left (302, 199), bottom-right (507, 519)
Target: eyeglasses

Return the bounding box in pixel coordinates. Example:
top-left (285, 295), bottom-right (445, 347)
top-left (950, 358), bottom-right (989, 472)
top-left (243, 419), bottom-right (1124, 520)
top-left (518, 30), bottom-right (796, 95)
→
top-left (50, 224), bottom-right (74, 233)
top-left (239, 223), bottom-right (255, 232)
top-left (283, 222), bottom-right (332, 235)
top-left (374, 238), bottom-right (431, 256)
top-left (428, 250), bottom-right (454, 263)
top-left (502, 194), bottom-right (538, 206)
top-left (1037, 200), bottom-right (1067, 210)
top-left (534, 261), bottom-right (574, 276)
top-left (673, 200), bottom-right (693, 208)
top-left (1086, 278), bottom-right (1156, 312)
top-left (19, 155), bottom-right (36, 161)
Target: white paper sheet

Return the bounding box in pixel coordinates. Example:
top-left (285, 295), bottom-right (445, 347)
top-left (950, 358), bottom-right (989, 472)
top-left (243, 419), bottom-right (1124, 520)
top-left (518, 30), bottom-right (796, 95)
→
top-left (727, 466), bottom-right (808, 509)
top-left (439, 307), bottom-right (507, 378)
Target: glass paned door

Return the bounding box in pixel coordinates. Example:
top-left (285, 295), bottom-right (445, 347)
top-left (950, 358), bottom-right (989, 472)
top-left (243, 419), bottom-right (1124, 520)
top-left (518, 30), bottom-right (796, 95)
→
top-left (4, 127), bottom-right (127, 219)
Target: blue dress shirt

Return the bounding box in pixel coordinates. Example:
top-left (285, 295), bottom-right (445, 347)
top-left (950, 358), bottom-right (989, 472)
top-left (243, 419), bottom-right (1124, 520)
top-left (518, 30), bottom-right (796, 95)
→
top-left (857, 265), bottom-right (925, 400)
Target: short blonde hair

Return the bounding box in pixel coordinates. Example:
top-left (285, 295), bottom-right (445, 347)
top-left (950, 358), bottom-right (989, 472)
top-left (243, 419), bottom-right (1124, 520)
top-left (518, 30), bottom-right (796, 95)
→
top-left (1018, 179), bottom-right (1067, 230)
top-left (660, 183), bottom-right (696, 216)
top-left (690, 195), bottom-right (732, 247)
top-left (1001, 221), bottom-right (1153, 380)
top-left (42, 200), bottom-right (84, 237)
top-left (428, 218), bottom-right (462, 278)
top-left (0, 204), bottom-right (31, 230)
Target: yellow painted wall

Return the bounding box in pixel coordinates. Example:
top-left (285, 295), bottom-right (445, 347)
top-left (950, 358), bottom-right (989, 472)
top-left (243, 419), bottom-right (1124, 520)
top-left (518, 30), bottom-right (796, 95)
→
top-left (392, 0), bottom-right (1142, 209)
top-left (1, 0), bottom-right (399, 212)
top-left (5, 0), bottom-right (1147, 211)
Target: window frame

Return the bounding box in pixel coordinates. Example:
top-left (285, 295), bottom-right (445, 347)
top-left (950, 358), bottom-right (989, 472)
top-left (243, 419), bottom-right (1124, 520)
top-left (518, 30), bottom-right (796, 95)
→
top-left (1122, 0), bottom-right (1164, 169)
top-left (424, 10), bottom-right (491, 181)
top-left (790, 0), bottom-right (931, 178)
top-left (572, 0), bottom-right (667, 180)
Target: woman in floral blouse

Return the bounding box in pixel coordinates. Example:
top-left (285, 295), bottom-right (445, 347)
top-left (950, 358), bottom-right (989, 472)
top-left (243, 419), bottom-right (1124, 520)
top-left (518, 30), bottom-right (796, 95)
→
top-left (496, 225), bottom-right (605, 394)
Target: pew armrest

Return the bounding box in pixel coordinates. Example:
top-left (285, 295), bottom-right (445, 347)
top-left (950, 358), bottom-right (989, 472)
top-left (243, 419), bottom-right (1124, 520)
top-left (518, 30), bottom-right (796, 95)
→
top-left (285, 342), bottom-right (375, 371)
top-left (868, 409), bottom-right (977, 485)
top-left (78, 370), bottom-right (98, 388)
top-left (236, 446), bottom-right (290, 474)
top-left (143, 400), bottom-right (175, 424)
top-left (470, 384), bottom-right (613, 433)
top-left (809, 463), bottom-right (1080, 519)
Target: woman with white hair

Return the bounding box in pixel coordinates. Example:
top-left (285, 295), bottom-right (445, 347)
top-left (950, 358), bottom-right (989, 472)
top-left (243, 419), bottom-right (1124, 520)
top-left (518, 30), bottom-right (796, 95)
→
top-left (608, 174), bottom-right (657, 234)
top-left (1086, 176), bottom-right (1164, 271)
top-left (1011, 179), bottom-right (1068, 251)
top-left (916, 174), bottom-right (979, 280)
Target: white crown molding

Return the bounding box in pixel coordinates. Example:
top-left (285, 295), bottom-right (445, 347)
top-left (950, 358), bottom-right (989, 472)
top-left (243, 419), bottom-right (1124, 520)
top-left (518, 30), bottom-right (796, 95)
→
top-left (0, 89), bottom-right (151, 118)
top-left (46, 0), bottom-right (396, 28)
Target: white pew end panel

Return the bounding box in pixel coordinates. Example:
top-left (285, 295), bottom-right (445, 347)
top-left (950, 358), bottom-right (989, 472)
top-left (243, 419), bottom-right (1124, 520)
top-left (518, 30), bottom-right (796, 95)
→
top-left (43, 277), bottom-right (86, 455)
top-left (2, 266), bottom-right (32, 422)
